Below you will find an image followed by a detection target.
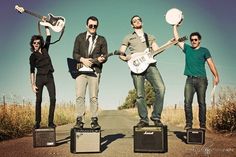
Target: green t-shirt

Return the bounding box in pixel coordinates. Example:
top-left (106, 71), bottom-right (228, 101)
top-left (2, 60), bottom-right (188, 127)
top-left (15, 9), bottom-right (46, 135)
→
top-left (183, 44), bottom-right (211, 77)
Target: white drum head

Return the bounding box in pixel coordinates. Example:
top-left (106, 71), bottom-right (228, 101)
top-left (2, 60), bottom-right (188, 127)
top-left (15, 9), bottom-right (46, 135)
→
top-left (165, 8), bottom-right (183, 25)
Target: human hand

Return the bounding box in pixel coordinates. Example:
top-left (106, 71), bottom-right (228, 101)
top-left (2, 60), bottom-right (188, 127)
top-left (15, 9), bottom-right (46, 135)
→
top-left (214, 76), bottom-right (219, 85)
top-left (32, 84), bottom-right (38, 93)
top-left (80, 58), bottom-right (93, 67)
top-left (42, 16), bottom-right (47, 22)
top-left (119, 54), bottom-right (131, 61)
top-left (98, 55), bottom-right (106, 63)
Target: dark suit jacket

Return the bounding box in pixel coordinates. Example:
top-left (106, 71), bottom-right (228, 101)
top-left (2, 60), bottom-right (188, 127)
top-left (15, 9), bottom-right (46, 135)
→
top-left (73, 32), bottom-right (108, 73)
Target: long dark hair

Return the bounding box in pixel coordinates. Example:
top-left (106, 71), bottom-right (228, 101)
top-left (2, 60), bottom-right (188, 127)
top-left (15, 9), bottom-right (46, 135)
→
top-left (30, 35), bottom-right (44, 52)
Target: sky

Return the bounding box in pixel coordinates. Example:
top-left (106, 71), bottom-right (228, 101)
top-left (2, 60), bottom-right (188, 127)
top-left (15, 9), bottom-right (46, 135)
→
top-left (1, 0), bottom-right (236, 109)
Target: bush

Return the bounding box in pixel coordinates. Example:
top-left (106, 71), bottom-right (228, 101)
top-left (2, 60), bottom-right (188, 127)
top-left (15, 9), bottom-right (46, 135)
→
top-left (118, 81), bottom-right (155, 109)
top-left (208, 87), bottom-right (236, 132)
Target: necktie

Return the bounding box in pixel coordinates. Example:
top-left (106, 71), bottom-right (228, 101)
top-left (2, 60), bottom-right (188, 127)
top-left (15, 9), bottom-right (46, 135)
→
top-left (87, 35), bottom-right (91, 41)
top-left (88, 35), bottom-right (93, 54)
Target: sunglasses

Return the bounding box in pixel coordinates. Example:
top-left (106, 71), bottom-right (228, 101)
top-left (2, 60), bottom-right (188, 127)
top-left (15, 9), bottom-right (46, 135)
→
top-left (132, 18), bottom-right (142, 23)
top-left (190, 39), bottom-right (198, 42)
top-left (33, 41), bottom-right (40, 45)
top-left (88, 24), bottom-right (98, 29)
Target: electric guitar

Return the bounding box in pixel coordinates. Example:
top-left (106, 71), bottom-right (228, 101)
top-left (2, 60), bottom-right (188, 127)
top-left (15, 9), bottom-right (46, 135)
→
top-left (67, 51), bottom-right (121, 79)
top-left (123, 36), bottom-right (187, 74)
top-left (15, 5), bottom-right (65, 32)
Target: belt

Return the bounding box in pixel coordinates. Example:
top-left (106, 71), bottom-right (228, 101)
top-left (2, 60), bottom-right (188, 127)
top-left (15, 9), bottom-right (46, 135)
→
top-left (187, 75), bottom-right (206, 79)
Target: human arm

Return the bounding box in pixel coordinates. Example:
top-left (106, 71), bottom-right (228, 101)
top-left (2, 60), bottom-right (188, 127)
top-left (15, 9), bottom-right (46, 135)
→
top-left (93, 37), bottom-right (108, 65)
top-left (207, 58), bottom-right (219, 85)
top-left (119, 45), bottom-right (131, 61)
top-left (173, 25), bottom-right (184, 50)
top-left (30, 73), bottom-right (38, 93)
top-left (152, 38), bottom-right (175, 55)
top-left (42, 16), bottom-right (51, 37)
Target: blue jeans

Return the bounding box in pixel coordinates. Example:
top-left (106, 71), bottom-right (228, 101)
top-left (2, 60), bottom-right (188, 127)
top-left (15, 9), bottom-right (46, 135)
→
top-left (131, 65), bottom-right (165, 123)
top-left (184, 76), bottom-right (208, 126)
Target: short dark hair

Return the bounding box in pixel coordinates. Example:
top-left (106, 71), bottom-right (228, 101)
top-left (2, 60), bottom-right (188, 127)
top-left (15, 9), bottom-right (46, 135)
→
top-left (190, 32), bottom-right (202, 40)
top-left (130, 15), bottom-right (142, 24)
top-left (86, 16), bottom-right (99, 26)
top-left (30, 35), bottom-right (44, 52)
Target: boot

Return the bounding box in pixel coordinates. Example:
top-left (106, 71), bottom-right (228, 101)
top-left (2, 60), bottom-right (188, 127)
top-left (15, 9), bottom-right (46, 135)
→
top-left (74, 117), bottom-right (84, 129)
top-left (91, 117), bottom-right (101, 130)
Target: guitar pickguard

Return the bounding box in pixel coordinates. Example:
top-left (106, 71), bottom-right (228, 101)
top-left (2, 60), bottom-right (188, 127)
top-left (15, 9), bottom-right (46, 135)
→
top-left (40, 13), bottom-right (65, 32)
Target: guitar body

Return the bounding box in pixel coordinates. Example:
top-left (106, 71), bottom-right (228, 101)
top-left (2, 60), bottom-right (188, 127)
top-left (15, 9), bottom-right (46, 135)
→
top-left (15, 5), bottom-right (65, 33)
top-left (40, 13), bottom-right (65, 32)
top-left (127, 49), bottom-right (156, 74)
top-left (126, 36), bottom-right (187, 74)
top-left (67, 51), bottom-right (120, 79)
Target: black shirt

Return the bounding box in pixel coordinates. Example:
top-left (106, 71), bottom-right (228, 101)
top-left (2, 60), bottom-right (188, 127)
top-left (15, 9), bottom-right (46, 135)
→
top-left (29, 36), bottom-right (54, 75)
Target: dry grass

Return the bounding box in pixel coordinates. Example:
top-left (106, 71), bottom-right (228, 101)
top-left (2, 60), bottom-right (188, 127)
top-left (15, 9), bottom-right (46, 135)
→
top-left (125, 105), bottom-right (214, 129)
top-left (0, 102), bottom-right (102, 140)
top-left (207, 87), bottom-right (236, 132)
top-left (0, 104), bottom-right (34, 140)
top-left (0, 103), bottom-right (76, 140)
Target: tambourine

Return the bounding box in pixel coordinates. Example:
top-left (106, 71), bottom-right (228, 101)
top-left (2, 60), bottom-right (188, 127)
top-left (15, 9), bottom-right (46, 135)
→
top-left (165, 8), bottom-right (184, 25)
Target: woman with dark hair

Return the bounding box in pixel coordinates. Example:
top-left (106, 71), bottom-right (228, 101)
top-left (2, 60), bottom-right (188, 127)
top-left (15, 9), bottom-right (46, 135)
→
top-left (29, 24), bottom-right (56, 129)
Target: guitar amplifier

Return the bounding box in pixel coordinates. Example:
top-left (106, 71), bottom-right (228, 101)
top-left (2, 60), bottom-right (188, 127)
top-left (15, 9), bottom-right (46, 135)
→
top-left (134, 125), bottom-right (168, 153)
top-left (33, 127), bottom-right (56, 147)
top-left (70, 128), bottom-right (101, 153)
top-left (186, 128), bottom-right (205, 145)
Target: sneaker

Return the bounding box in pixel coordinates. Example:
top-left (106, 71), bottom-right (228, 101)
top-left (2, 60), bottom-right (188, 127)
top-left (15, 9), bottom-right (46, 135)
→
top-left (150, 117), bottom-right (163, 126)
top-left (91, 117), bottom-right (101, 130)
top-left (153, 120), bottom-right (163, 126)
top-left (34, 122), bottom-right (40, 129)
top-left (136, 121), bottom-right (149, 128)
top-left (74, 118), bottom-right (84, 129)
top-left (184, 124), bottom-right (192, 130)
top-left (48, 122), bottom-right (56, 128)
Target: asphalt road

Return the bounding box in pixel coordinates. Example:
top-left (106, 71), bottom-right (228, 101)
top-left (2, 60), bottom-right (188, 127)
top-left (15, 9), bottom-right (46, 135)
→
top-left (0, 110), bottom-right (235, 157)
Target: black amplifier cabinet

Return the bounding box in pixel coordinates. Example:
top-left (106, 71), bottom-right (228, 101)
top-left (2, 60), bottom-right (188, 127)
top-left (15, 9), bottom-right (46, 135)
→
top-left (134, 125), bottom-right (168, 153)
top-left (187, 128), bottom-right (205, 145)
top-left (33, 127), bottom-right (56, 147)
top-left (70, 128), bottom-right (101, 153)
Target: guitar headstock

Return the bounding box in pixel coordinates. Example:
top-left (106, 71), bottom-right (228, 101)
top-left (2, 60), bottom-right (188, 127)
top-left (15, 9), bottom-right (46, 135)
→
top-left (15, 5), bottom-right (25, 14)
top-left (178, 36), bottom-right (188, 42)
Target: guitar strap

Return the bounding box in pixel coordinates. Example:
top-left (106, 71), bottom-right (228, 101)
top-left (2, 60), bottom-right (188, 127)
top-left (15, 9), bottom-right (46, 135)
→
top-left (37, 21), bottom-right (65, 45)
top-left (144, 33), bottom-right (150, 48)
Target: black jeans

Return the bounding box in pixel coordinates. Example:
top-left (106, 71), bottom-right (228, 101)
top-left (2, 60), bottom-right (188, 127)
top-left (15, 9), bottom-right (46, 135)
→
top-left (35, 73), bottom-right (56, 124)
top-left (184, 76), bottom-right (208, 126)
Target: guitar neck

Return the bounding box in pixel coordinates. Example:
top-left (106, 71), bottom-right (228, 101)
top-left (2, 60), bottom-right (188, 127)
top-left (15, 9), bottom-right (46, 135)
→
top-left (153, 36), bottom-right (187, 56)
top-left (24, 9), bottom-right (43, 20)
top-left (153, 40), bottom-right (178, 56)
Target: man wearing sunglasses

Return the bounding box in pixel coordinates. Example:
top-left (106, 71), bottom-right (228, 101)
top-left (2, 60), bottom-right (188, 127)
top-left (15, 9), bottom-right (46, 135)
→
top-left (119, 15), bottom-right (173, 128)
top-left (72, 16), bottom-right (108, 130)
top-left (29, 17), bottom-right (56, 129)
top-left (173, 25), bottom-right (219, 130)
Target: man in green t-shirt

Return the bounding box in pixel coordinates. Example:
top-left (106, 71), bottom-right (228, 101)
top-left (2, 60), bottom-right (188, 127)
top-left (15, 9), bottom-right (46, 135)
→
top-left (173, 25), bottom-right (219, 130)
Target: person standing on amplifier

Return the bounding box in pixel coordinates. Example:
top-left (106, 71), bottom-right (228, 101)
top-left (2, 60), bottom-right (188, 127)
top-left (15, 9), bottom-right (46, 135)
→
top-left (119, 15), bottom-right (172, 128)
top-left (72, 16), bottom-right (108, 130)
top-left (173, 24), bottom-right (219, 130)
top-left (29, 18), bottom-right (56, 129)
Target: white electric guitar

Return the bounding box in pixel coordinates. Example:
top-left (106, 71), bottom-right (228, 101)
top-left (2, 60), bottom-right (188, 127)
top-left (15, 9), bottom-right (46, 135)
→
top-left (15, 5), bottom-right (65, 32)
top-left (125, 36), bottom-right (187, 74)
